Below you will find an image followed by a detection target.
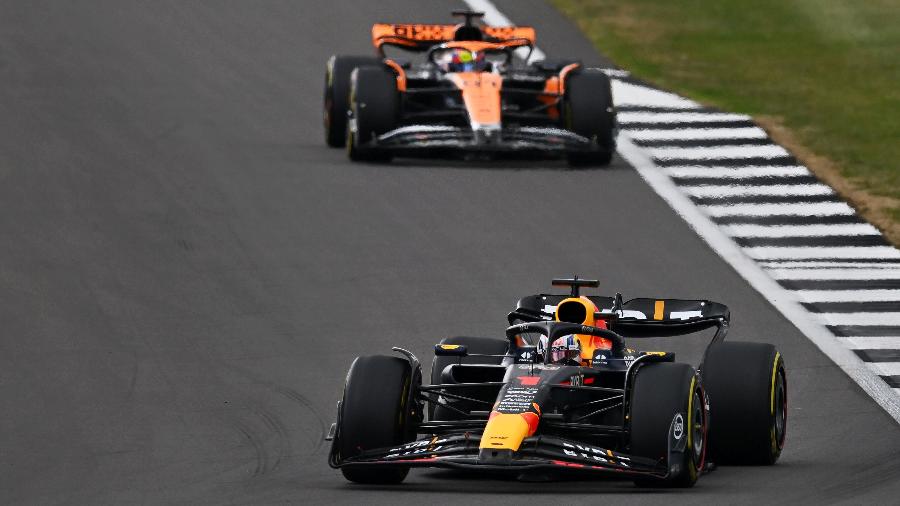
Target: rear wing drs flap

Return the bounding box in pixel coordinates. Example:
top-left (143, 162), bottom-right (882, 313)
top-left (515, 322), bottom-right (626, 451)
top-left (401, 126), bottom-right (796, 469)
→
top-left (508, 294), bottom-right (730, 341)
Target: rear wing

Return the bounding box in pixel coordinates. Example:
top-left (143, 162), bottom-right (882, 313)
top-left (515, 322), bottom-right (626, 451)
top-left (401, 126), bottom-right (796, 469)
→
top-left (508, 294), bottom-right (730, 341)
top-left (371, 23), bottom-right (536, 52)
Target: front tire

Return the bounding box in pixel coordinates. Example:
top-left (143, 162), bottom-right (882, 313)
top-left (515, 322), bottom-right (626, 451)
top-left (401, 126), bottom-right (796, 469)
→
top-left (347, 65), bottom-right (398, 162)
top-left (337, 355), bottom-right (418, 484)
top-left (323, 55), bottom-right (382, 148)
top-left (562, 69), bottom-right (616, 167)
top-left (702, 342), bottom-right (786, 465)
top-left (630, 362), bottom-right (707, 488)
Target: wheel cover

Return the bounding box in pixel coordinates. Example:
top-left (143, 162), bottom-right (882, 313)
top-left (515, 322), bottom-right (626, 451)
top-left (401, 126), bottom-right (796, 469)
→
top-left (774, 369), bottom-right (787, 449)
top-left (690, 388), bottom-right (706, 470)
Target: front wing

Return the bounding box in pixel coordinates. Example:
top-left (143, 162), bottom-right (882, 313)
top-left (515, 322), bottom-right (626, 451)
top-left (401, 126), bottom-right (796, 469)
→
top-left (331, 433), bottom-right (671, 479)
top-left (369, 125), bottom-right (605, 156)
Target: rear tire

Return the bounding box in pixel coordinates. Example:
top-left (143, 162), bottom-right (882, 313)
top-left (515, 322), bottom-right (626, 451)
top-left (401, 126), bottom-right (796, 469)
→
top-left (347, 65), bottom-right (398, 162)
top-left (702, 342), bottom-right (786, 465)
top-left (323, 55), bottom-right (382, 147)
top-left (562, 69), bottom-right (616, 167)
top-left (337, 355), bottom-right (417, 484)
top-left (630, 362), bottom-right (707, 488)
top-left (429, 336), bottom-right (508, 421)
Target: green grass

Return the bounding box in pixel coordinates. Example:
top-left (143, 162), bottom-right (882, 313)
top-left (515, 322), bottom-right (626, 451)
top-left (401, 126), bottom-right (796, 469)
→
top-left (553, 0), bottom-right (900, 227)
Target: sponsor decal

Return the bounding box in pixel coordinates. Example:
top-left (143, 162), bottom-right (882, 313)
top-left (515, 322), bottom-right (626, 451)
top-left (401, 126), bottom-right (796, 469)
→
top-left (561, 442), bottom-right (629, 467)
top-left (497, 386), bottom-right (538, 412)
top-left (673, 413), bottom-right (685, 440)
top-left (601, 308), bottom-right (647, 320)
top-left (670, 310), bottom-right (703, 320)
top-left (517, 376), bottom-right (541, 386)
top-left (386, 437), bottom-right (449, 459)
top-left (389, 24), bottom-right (453, 41)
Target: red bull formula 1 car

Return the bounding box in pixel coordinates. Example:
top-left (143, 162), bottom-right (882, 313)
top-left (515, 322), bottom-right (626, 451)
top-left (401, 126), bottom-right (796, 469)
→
top-left (322, 11), bottom-right (617, 165)
top-left (327, 277), bottom-right (787, 487)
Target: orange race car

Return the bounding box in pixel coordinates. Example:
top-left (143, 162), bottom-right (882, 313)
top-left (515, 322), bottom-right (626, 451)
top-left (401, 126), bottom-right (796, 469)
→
top-left (323, 11), bottom-right (617, 166)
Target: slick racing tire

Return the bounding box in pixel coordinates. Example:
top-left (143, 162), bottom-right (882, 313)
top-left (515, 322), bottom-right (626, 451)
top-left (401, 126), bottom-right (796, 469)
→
top-left (337, 355), bottom-right (418, 484)
top-left (630, 362), bottom-right (707, 488)
top-left (429, 336), bottom-right (509, 421)
top-left (323, 55), bottom-right (382, 147)
top-left (562, 69), bottom-right (616, 167)
top-left (701, 342), bottom-right (786, 465)
top-left (347, 65), bottom-right (398, 162)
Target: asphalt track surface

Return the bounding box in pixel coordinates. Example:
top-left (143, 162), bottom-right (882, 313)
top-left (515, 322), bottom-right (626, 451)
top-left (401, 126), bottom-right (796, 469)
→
top-left (2, 1), bottom-right (899, 504)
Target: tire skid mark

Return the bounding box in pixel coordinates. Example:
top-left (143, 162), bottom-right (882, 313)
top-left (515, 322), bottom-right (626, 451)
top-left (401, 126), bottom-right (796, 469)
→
top-left (231, 417), bottom-right (267, 477)
top-left (225, 363), bottom-right (329, 455)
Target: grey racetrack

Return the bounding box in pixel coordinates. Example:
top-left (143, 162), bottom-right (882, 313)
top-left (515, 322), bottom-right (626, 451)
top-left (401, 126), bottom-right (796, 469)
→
top-left (2, 1), bottom-right (899, 504)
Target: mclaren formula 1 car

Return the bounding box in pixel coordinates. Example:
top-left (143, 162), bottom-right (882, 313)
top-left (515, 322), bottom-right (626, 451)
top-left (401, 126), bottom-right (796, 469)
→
top-left (327, 277), bottom-right (787, 487)
top-left (323, 11), bottom-right (617, 165)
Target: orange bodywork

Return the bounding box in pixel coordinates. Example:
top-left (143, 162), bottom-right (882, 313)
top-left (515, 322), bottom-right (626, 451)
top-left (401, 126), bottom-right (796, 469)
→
top-left (382, 58), bottom-right (407, 91)
top-left (480, 410), bottom-right (540, 451)
top-left (446, 72), bottom-right (503, 127)
top-left (554, 297), bottom-right (613, 364)
top-left (539, 63), bottom-right (581, 119)
top-left (541, 77), bottom-right (560, 119)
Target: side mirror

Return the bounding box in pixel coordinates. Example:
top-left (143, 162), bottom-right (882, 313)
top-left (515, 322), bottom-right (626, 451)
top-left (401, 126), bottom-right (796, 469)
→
top-left (434, 344), bottom-right (468, 357)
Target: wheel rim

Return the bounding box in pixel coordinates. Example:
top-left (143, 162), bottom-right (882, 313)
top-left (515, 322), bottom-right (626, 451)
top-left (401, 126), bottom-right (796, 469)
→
top-left (323, 68), bottom-right (333, 133)
top-left (774, 369), bottom-right (787, 448)
top-left (691, 388), bottom-right (705, 468)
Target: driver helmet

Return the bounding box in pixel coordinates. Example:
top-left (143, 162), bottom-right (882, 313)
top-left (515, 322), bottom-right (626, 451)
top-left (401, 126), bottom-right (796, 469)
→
top-left (445, 48), bottom-right (487, 72)
top-left (549, 335), bottom-right (582, 365)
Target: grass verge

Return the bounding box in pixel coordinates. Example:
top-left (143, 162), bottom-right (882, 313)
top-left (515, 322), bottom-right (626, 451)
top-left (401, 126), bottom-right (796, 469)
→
top-left (552, 0), bottom-right (900, 245)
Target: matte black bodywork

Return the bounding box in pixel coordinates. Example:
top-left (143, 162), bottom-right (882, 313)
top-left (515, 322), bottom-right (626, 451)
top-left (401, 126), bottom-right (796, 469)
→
top-left (328, 279), bottom-right (728, 479)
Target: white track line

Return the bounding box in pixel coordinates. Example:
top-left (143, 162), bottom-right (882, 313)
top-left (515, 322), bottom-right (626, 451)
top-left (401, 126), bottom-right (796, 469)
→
top-left (794, 290), bottom-right (900, 303)
top-left (685, 184), bottom-right (833, 199)
top-left (760, 261), bottom-right (900, 269)
top-left (703, 202), bottom-right (856, 217)
top-left (611, 80), bottom-right (700, 109)
top-left (601, 68), bottom-right (632, 78)
top-left (768, 268), bottom-right (900, 281)
top-left (724, 223), bottom-right (881, 238)
top-left (618, 111), bottom-right (752, 124)
top-left (628, 127), bottom-right (768, 141)
top-left (868, 363), bottom-right (900, 376)
top-left (744, 246), bottom-right (900, 261)
top-left (839, 337), bottom-right (900, 350)
top-left (816, 313), bottom-right (900, 327)
top-left (648, 144), bottom-right (791, 160)
top-left (666, 165), bottom-right (811, 179)
top-left (472, 0), bottom-right (900, 423)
